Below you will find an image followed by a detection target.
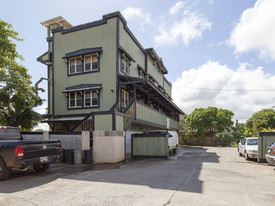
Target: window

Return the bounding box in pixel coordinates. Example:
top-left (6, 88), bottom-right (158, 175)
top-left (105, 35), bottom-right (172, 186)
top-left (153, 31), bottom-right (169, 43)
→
top-left (138, 70), bottom-right (145, 78)
top-left (69, 92), bottom-right (82, 108)
top-left (68, 89), bottom-right (100, 109)
top-left (84, 90), bottom-right (99, 107)
top-left (69, 57), bottom-right (82, 74)
top-left (121, 90), bottom-right (129, 108)
top-left (121, 55), bottom-right (130, 74)
top-left (84, 54), bottom-right (98, 72)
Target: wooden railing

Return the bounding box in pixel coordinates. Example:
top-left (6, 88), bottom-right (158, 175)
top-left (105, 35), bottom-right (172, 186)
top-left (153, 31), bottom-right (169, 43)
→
top-left (73, 118), bottom-right (93, 132)
top-left (124, 101), bottom-right (136, 130)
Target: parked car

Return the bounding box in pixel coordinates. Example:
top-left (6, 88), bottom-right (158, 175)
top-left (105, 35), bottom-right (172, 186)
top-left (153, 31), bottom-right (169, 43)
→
top-left (265, 142), bottom-right (275, 166)
top-left (148, 130), bottom-right (179, 153)
top-left (238, 137), bottom-right (258, 160)
top-left (0, 126), bottom-right (61, 181)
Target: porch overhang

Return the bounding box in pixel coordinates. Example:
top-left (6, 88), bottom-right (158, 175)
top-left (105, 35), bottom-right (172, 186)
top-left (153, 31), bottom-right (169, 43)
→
top-left (42, 116), bottom-right (86, 123)
top-left (62, 84), bottom-right (102, 93)
top-left (119, 75), bottom-right (184, 115)
top-left (63, 47), bottom-right (102, 59)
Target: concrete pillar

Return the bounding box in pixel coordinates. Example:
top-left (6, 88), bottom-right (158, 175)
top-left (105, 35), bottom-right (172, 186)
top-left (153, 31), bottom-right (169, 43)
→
top-left (43, 131), bottom-right (50, 140)
top-left (81, 131), bottom-right (90, 150)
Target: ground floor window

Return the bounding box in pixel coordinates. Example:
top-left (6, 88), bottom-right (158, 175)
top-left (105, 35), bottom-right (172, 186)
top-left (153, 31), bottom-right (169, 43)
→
top-left (69, 92), bottom-right (82, 108)
top-left (121, 89), bottom-right (129, 108)
top-left (84, 90), bottom-right (99, 107)
top-left (68, 89), bottom-right (99, 109)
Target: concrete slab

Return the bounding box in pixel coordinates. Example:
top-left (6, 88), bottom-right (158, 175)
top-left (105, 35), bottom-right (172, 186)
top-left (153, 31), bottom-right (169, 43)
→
top-left (0, 147), bottom-right (274, 206)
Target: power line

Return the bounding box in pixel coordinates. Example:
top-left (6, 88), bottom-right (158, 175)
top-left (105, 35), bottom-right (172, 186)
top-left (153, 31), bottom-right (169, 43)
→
top-left (172, 85), bottom-right (275, 92)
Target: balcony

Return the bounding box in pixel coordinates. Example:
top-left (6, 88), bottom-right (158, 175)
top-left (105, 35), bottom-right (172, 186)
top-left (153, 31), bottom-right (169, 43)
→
top-left (135, 101), bottom-right (179, 130)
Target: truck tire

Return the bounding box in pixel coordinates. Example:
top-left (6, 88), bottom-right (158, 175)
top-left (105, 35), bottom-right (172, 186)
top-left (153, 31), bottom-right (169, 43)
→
top-left (244, 151), bottom-right (250, 160)
top-left (33, 163), bottom-right (50, 172)
top-left (0, 157), bottom-right (10, 181)
top-left (173, 145), bottom-right (177, 154)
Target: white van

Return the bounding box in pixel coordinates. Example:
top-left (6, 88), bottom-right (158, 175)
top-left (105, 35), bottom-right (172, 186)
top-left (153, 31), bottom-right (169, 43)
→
top-left (148, 130), bottom-right (179, 153)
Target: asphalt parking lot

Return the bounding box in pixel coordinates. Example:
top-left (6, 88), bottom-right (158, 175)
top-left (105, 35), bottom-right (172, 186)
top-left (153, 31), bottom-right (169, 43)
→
top-left (0, 147), bottom-right (274, 206)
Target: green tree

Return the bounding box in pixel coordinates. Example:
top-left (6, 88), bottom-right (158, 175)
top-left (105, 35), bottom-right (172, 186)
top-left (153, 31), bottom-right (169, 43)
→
top-left (246, 109), bottom-right (275, 132)
top-left (186, 106), bottom-right (234, 136)
top-left (232, 120), bottom-right (245, 143)
top-left (0, 19), bottom-right (42, 130)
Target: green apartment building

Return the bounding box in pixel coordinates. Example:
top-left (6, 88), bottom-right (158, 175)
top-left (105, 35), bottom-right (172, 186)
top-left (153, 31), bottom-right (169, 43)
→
top-left (38, 12), bottom-right (184, 134)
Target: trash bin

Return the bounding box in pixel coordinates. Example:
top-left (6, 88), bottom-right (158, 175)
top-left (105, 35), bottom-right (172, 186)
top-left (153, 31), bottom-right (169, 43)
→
top-left (60, 149), bottom-right (66, 163)
top-left (83, 149), bottom-right (93, 164)
top-left (74, 150), bottom-right (82, 165)
top-left (65, 149), bottom-right (74, 164)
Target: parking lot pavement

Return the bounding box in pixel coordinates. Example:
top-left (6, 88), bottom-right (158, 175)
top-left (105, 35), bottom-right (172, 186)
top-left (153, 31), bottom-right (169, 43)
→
top-left (0, 147), bottom-right (275, 206)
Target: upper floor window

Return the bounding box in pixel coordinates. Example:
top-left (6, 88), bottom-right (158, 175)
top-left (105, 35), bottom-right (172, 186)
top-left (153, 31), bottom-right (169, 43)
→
top-left (121, 55), bottom-right (130, 74)
top-left (84, 90), bottom-right (99, 107)
top-left (69, 91), bottom-right (82, 108)
top-left (69, 57), bottom-right (82, 74)
top-left (65, 47), bottom-right (102, 76)
top-left (85, 54), bottom-right (98, 72)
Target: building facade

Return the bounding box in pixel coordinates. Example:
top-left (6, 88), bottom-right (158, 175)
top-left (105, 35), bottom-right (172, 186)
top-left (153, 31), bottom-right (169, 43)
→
top-left (38, 12), bottom-right (184, 133)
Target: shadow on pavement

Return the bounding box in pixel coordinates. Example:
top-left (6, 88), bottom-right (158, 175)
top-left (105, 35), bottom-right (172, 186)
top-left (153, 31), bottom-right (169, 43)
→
top-left (0, 147), bottom-right (219, 194)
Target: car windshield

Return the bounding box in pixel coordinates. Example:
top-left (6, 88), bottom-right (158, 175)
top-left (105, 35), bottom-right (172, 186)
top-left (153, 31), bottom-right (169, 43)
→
top-left (247, 139), bottom-right (258, 145)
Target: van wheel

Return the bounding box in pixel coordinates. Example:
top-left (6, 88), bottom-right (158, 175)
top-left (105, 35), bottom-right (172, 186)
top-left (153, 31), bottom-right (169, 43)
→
top-left (0, 157), bottom-right (10, 181)
top-left (33, 163), bottom-right (50, 172)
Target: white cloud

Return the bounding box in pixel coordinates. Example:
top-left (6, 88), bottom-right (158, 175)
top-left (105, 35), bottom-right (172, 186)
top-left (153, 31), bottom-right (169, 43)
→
top-left (208, 0), bottom-right (214, 5)
top-left (122, 7), bottom-right (151, 24)
top-left (172, 61), bottom-right (275, 122)
top-left (169, 2), bottom-right (184, 15)
top-left (154, 4), bottom-right (211, 47)
top-left (228, 0), bottom-right (275, 61)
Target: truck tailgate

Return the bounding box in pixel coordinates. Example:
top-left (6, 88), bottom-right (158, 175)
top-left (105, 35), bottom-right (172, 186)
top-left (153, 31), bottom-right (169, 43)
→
top-left (21, 140), bottom-right (61, 159)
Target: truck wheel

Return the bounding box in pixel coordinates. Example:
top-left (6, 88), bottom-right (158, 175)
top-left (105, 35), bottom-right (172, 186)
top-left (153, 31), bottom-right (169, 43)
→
top-left (238, 148), bottom-right (242, 156)
top-left (244, 151), bottom-right (250, 160)
top-left (33, 163), bottom-right (50, 172)
top-left (0, 157), bottom-right (11, 181)
top-left (173, 145), bottom-right (177, 154)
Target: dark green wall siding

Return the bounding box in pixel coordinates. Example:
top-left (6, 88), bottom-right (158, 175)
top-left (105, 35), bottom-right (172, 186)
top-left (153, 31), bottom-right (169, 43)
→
top-left (53, 18), bottom-right (117, 115)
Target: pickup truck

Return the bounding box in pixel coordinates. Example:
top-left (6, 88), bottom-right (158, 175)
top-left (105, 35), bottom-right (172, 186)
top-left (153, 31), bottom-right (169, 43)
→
top-left (0, 126), bottom-right (61, 181)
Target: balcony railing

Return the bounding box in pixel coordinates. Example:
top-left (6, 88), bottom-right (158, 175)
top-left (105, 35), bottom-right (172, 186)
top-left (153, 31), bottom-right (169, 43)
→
top-left (135, 101), bottom-right (179, 130)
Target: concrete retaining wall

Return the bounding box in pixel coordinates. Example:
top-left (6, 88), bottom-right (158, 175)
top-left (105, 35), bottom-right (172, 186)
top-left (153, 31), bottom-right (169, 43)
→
top-left (93, 131), bottom-right (125, 163)
top-left (21, 131), bottom-right (90, 151)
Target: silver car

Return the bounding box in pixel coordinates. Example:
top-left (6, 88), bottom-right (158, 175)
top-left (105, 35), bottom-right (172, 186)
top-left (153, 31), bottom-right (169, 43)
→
top-left (238, 137), bottom-right (258, 160)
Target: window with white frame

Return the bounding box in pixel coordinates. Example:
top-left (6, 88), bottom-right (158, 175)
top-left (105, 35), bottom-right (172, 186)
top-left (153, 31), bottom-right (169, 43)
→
top-left (69, 92), bottom-right (82, 108)
top-left (121, 55), bottom-right (130, 74)
top-left (121, 89), bottom-right (129, 108)
top-left (84, 90), bottom-right (99, 107)
top-left (69, 57), bottom-right (82, 74)
top-left (84, 54), bottom-right (98, 72)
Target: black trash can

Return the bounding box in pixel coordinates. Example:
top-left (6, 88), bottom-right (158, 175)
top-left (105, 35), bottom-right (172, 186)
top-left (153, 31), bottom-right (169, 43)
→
top-left (83, 149), bottom-right (93, 164)
top-left (60, 149), bottom-right (66, 163)
top-left (65, 149), bottom-right (74, 164)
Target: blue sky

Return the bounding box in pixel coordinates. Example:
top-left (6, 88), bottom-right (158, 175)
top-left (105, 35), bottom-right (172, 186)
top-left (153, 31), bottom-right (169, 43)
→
top-left (1, 0), bottom-right (275, 129)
